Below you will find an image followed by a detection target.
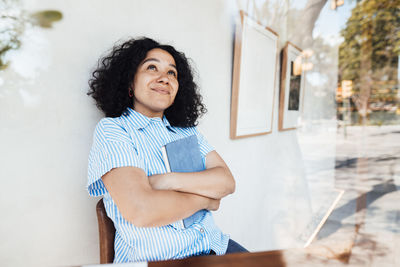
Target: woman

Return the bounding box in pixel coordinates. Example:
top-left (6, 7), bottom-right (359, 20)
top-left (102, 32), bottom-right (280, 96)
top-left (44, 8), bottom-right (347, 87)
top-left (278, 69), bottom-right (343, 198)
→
top-left (87, 37), bottom-right (247, 263)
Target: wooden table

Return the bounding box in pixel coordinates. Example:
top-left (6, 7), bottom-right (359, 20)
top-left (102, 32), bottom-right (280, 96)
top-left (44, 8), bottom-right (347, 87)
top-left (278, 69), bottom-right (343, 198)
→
top-left (148, 249), bottom-right (347, 267)
top-left (82, 248), bottom-right (348, 267)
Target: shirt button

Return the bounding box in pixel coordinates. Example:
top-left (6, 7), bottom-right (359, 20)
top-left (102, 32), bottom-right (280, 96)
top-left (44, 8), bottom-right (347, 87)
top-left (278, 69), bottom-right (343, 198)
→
top-left (200, 228), bottom-right (204, 233)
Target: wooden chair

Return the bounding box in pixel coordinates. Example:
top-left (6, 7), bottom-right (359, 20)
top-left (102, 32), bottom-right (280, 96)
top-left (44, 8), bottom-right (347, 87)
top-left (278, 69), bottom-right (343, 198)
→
top-left (96, 198), bottom-right (116, 264)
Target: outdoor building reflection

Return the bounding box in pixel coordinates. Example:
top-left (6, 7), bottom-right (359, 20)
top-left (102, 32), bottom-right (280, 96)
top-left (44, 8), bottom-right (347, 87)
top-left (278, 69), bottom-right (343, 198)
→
top-left (237, 1), bottom-right (399, 265)
top-left (305, 0), bottom-right (400, 265)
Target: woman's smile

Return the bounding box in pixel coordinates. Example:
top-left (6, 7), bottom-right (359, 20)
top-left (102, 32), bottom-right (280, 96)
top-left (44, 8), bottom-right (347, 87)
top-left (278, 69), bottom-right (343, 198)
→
top-left (151, 86), bottom-right (171, 95)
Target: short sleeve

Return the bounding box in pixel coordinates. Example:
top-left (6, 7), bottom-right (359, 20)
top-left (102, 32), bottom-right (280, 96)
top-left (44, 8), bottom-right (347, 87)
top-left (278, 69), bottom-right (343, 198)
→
top-left (87, 118), bottom-right (145, 197)
top-left (194, 128), bottom-right (214, 158)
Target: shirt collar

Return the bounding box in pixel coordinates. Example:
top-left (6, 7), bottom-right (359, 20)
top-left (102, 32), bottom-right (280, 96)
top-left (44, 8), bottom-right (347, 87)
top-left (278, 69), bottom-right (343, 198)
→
top-left (123, 108), bottom-right (175, 132)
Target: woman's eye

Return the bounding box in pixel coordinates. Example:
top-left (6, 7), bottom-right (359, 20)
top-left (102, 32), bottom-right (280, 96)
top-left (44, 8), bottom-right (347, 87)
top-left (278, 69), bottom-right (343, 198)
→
top-left (147, 65), bottom-right (157, 71)
top-left (168, 70), bottom-right (177, 77)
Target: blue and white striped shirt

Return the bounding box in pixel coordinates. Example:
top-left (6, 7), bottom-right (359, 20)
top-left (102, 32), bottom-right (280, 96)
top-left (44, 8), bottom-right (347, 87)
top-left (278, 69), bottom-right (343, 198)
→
top-left (87, 108), bottom-right (229, 263)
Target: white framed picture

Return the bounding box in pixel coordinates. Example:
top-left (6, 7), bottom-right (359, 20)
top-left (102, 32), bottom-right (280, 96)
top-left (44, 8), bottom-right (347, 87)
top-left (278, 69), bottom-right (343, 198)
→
top-left (230, 11), bottom-right (279, 139)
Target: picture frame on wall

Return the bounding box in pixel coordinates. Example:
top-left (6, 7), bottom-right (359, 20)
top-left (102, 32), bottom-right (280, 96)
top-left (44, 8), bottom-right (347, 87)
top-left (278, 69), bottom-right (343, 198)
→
top-left (230, 11), bottom-right (279, 139)
top-left (278, 42), bottom-right (306, 131)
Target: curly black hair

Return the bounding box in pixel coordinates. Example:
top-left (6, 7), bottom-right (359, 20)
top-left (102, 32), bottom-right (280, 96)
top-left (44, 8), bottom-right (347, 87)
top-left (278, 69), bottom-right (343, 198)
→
top-left (88, 37), bottom-right (207, 127)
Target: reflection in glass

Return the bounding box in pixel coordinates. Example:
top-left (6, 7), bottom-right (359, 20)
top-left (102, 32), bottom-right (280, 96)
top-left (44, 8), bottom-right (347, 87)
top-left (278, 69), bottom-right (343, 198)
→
top-left (337, 0), bottom-right (400, 126)
top-left (288, 61), bottom-right (302, 111)
top-left (311, 0), bottom-right (400, 265)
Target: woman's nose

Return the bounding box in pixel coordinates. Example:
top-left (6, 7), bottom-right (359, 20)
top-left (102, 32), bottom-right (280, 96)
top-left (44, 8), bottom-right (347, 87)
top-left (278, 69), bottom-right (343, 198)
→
top-left (157, 73), bottom-right (169, 84)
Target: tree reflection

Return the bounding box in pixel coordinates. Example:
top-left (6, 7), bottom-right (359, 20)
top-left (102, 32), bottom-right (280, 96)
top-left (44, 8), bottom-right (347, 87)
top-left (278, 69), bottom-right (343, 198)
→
top-left (338, 0), bottom-right (400, 125)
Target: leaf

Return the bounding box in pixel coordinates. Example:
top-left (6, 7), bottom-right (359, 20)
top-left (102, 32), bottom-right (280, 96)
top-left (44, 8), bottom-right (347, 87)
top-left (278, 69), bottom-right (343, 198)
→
top-left (30, 10), bottom-right (63, 28)
top-left (0, 59), bottom-right (10, 70)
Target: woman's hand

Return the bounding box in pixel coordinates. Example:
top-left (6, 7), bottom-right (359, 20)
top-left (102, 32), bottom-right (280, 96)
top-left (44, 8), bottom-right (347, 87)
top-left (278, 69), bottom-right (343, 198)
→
top-left (148, 173), bottom-right (173, 190)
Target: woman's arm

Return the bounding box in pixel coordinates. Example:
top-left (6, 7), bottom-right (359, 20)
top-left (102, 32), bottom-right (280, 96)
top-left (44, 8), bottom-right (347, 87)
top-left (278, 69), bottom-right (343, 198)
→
top-left (102, 166), bottom-right (220, 228)
top-left (148, 151), bottom-right (235, 199)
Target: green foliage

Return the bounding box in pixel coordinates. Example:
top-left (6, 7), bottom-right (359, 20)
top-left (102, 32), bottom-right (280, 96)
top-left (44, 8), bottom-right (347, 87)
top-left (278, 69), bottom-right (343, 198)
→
top-left (338, 0), bottom-right (400, 125)
top-left (0, 5), bottom-right (63, 70)
top-left (0, 45), bottom-right (15, 70)
top-left (339, 0), bottom-right (400, 85)
top-left (30, 10), bottom-right (63, 28)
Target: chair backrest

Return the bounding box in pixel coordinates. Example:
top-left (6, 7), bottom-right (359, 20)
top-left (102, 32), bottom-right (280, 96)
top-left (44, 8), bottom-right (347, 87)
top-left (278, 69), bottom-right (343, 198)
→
top-left (96, 198), bottom-right (116, 264)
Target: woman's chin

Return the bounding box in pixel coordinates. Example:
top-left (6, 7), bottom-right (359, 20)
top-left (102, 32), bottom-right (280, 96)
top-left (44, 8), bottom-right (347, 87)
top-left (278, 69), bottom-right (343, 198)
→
top-left (152, 101), bottom-right (173, 112)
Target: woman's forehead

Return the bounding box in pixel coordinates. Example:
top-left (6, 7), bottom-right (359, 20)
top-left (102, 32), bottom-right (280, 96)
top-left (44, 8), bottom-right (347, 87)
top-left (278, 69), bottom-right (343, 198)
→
top-left (143, 48), bottom-right (176, 66)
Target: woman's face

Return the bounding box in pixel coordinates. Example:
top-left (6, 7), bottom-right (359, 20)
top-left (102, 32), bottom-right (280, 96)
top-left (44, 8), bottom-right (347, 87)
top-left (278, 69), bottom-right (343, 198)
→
top-left (132, 48), bottom-right (179, 118)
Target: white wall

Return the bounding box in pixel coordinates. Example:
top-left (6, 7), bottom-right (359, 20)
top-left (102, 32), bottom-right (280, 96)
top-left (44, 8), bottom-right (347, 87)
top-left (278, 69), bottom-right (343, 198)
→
top-left (0, 0), bottom-right (338, 266)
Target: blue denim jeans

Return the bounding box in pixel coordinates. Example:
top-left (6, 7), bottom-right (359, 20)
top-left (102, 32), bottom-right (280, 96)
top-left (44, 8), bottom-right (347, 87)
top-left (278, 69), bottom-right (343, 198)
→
top-left (208, 239), bottom-right (249, 255)
top-left (225, 239), bottom-right (249, 253)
